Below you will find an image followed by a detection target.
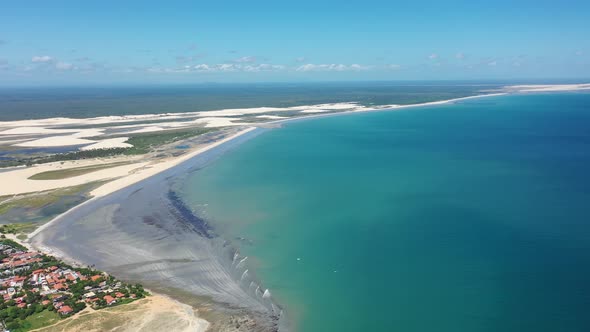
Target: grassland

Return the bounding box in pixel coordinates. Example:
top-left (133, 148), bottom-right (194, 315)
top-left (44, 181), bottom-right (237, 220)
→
top-left (0, 128), bottom-right (216, 168)
top-left (0, 181), bottom-right (106, 229)
top-left (13, 310), bottom-right (61, 332)
top-left (33, 296), bottom-right (205, 332)
top-left (28, 162), bottom-right (131, 180)
top-left (0, 183), bottom-right (97, 215)
top-left (0, 222), bottom-right (37, 235)
top-left (121, 128), bottom-right (214, 155)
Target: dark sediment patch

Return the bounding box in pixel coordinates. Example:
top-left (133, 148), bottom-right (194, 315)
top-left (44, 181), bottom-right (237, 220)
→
top-left (30, 127), bottom-right (284, 331)
top-left (167, 190), bottom-right (214, 238)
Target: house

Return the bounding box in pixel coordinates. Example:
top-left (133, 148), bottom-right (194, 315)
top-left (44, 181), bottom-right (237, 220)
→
top-left (53, 283), bottom-right (67, 291)
top-left (84, 291), bottom-right (96, 298)
top-left (104, 295), bottom-right (116, 305)
top-left (57, 305), bottom-right (73, 315)
top-left (115, 292), bottom-right (125, 298)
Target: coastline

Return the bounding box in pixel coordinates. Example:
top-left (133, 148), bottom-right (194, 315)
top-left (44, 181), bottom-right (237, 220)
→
top-left (23, 86), bottom-right (589, 331)
top-left (28, 125), bottom-right (282, 331)
top-left (267, 92), bottom-right (509, 127)
top-left (23, 91), bottom-right (505, 332)
top-left (27, 92), bottom-right (506, 239)
top-left (27, 126), bottom-right (257, 239)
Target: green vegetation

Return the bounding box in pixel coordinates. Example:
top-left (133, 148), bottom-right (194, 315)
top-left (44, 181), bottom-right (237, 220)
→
top-left (0, 223), bottom-right (37, 236)
top-left (56, 116), bottom-right (199, 130)
top-left (122, 128), bottom-right (214, 154)
top-left (0, 148), bottom-right (130, 168)
top-left (28, 161), bottom-right (130, 180)
top-left (0, 183), bottom-right (95, 216)
top-left (0, 182), bottom-right (105, 227)
top-left (0, 305), bottom-right (53, 332)
top-left (0, 238), bottom-right (27, 251)
top-left (0, 241), bottom-right (150, 331)
top-left (12, 309), bottom-right (60, 332)
top-left (0, 128), bottom-right (216, 168)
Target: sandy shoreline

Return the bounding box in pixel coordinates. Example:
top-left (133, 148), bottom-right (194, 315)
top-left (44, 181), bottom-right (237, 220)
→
top-left (29, 126), bottom-right (282, 331)
top-left (27, 127), bottom-right (257, 238)
top-left (9, 83), bottom-right (588, 331)
top-left (22, 91), bottom-right (506, 332)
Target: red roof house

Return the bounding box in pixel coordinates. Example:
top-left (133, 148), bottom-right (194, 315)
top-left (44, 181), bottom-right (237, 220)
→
top-left (57, 305), bottom-right (73, 315)
top-left (104, 295), bottom-right (116, 305)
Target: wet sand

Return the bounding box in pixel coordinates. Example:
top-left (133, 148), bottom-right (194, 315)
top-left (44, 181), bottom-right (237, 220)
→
top-left (27, 86), bottom-right (585, 331)
top-left (30, 127), bottom-right (282, 331)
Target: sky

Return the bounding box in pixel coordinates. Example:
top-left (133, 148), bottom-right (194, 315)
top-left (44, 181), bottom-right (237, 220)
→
top-left (0, 0), bottom-right (589, 85)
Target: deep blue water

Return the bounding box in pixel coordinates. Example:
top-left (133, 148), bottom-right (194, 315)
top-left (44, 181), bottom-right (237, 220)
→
top-left (182, 92), bottom-right (590, 331)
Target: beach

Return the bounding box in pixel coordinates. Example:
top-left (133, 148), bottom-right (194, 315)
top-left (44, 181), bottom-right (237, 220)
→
top-left (0, 83), bottom-right (584, 331)
top-left (29, 126), bottom-right (282, 331)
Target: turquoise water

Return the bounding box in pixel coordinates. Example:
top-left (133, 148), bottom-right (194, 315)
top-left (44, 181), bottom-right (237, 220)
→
top-left (182, 93), bottom-right (590, 332)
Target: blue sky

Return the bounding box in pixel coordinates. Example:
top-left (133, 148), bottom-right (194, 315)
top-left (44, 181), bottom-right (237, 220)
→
top-left (0, 0), bottom-right (589, 85)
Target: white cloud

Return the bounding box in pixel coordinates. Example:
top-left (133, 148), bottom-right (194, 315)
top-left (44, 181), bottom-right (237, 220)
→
top-left (194, 64), bottom-right (212, 71)
top-left (455, 52), bottom-right (465, 60)
top-left (575, 50), bottom-right (584, 56)
top-left (386, 64), bottom-right (401, 70)
top-left (191, 63), bottom-right (285, 73)
top-left (234, 56), bottom-right (257, 63)
top-left (219, 63), bottom-right (237, 71)
top-left (55, 62), bottom-right (74, 70)
top-left (488, 61), bottom-right (497, 66)
top-left (244, 64), bottom-right (285, 72)
top-left (295, 57), bottom-right (306, 62)
top-left (295, 63), bottom-right (369, 72)
top-left (428, 53), bottom-right (438, 60)
top-left (31, 55), bottom-right (53, 63)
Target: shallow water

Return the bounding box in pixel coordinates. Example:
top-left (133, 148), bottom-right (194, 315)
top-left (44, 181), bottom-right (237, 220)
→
top-left (182, 93), bottom-right (590, 332)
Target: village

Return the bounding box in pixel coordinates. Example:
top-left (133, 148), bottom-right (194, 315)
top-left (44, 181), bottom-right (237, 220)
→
top-left (0, 238), bottom-right (148, 331)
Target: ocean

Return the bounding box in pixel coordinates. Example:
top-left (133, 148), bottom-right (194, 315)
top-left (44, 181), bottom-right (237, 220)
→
top-left (0, 82), bottom-right (500, 121)
top-left (181, 93), bottom-right (590, 331)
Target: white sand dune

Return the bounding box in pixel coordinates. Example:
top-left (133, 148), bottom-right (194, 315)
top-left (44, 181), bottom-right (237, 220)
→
top-left (1, 126), bottom-right (79, 136)
top-left (506, 83), bottom-right (590, 92)
top-left (14, 136), bottom-right (96, 147)
top-left (194, 106), bottom-right (286, 117)
top-left (81, 137), bottom-right (133, 150)
top-left (123, 126), bottom-right (167, 134)
top-left (72, 128), bottom-right (105, 137)
top-left (300, 109), bottom-right (333, 113)
top-left (89, 127), bottom-right (256, 197)
top-left (256, 115), bottom-right (286, 119)
top-left (191, 117), bottom-right (245, 127)
top-left (0, 158), bottom-right (148, 196)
